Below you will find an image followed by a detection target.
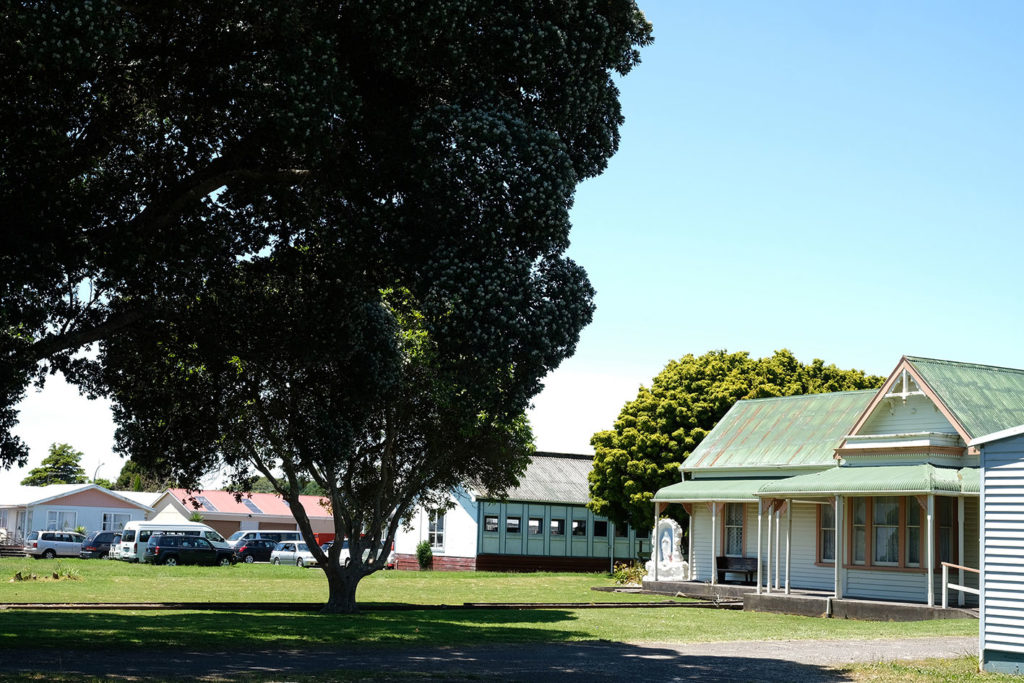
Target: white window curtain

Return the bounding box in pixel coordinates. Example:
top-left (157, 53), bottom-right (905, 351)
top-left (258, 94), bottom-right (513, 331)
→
top-left (46, 510), bottom-right (77, 531)
top-left (102, 512), bottom-right (132, 531)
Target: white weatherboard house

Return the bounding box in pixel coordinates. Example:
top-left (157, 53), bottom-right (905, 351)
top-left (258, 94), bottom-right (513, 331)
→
top-left (0, 483), bottom-right (158, 543)
top-left (395, 452), bottom-right (643, 571)
top-left (649, 356), bottom-right (1024, 617)
top-left (971, 425), bottom-right (1024, 674)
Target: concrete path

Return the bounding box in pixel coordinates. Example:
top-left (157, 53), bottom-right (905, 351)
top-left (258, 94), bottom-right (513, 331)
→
top-left (0, 636), bottom-right (977, 681)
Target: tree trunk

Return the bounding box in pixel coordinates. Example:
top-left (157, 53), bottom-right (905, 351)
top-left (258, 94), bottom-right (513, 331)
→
top-left (321, 563), bottom-right (362, 614)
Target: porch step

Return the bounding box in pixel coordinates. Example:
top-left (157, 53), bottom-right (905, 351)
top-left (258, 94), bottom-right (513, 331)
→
top-left (0, 546), bottom-right (26, 558)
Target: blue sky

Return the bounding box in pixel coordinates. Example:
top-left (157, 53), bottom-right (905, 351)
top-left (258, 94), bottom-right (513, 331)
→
top-left (12, 1), bottom-right (1024, 481)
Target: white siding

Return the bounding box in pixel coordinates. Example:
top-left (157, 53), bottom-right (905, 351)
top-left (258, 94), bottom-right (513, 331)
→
top-left (982, 435), bottom-right (1024, 657)
top-left (845, 568), bottom-right (929, 602)
top-left (394, 490), bottom-right (478, 558)
top-left (858, 394), bottom-right (957, 436)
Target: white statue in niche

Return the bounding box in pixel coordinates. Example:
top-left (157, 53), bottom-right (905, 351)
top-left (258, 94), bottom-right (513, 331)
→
top-left (645, 518), bottom-right (688, 581)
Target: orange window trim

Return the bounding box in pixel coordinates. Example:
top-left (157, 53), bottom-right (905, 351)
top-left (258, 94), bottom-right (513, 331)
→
top-left (844, 496), bottom-right (956, 572)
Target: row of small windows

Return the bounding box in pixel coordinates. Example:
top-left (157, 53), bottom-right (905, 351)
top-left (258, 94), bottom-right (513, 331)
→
top-left (483, 515), bottom-right (628, 538)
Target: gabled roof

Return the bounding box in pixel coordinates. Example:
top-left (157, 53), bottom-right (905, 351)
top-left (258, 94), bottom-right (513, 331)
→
top-left (0, 483), bottom-right (155, 510)
top-left (484, 452), bottom-right (593, 505)
top-left (906, 356), bottom-right (1024, 440)
top-left (684, 390), bottom-right (876, 471)
top-left (162, 489), bottom-right (332, 518)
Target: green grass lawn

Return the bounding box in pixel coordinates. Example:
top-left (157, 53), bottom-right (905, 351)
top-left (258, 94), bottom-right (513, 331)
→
top-left (0, 558), bottom-right (979, 653)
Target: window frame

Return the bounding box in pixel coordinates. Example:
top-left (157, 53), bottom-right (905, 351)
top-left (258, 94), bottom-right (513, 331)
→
top-left (570, 519), bottom-right (587, 537)
top-left (593, 520), bottom-right (608, 538)
top-left (483, 515), bottom-right (499, 533)
top-left (550, 518), bottom-right (565, 536)
top-left (505, 516), bottom-right (521, 534)
top-left (844, 496), bottom-right (956, 572)
top-left (528, 517), bottom-right (543, 535)
top-left (720, 503), bottom-right (746, 558)
top-left (46, 510), bottom-right (76, 531)
top-left (102, 512), bottom-right (132, 532)
top-left (816, 501), bottom-right (836, 566)
top-left (428, 510), bottom-right (445, 551)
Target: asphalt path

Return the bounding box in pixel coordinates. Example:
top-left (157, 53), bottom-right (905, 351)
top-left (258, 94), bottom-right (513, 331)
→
top-left (0, 636), bottom-right (977, 681)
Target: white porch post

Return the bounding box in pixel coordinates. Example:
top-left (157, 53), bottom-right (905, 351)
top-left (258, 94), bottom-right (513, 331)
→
top-left (688, 507), bottom-right (695, 580)
top-left (957, 495), bottom-right (965, 607)
top-left (653, 501), bottom-right (661, 582)
top-left (770, 501), bottom-right (778, 593)
top-left (770, 501), bottom-right (774, 593)
top-left (927, 494), bottom-right (935, 607)
top-left (756, 498), bottom-right (763, 595)
top-left (785, 500), bottom-right (792, 594)
top-left (834, 496), bottom-right (843, 599)
top-left (710, 502), bottom-right (718, 585)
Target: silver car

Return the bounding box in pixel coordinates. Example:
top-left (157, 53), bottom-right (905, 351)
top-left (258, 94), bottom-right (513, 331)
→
top-left (24, 530), bottom-right (85, 559)
top-left (270, 541), bottom-right (319, 568)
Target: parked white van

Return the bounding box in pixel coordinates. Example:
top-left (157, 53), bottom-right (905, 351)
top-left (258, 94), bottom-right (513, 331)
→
top-left (117, 521), bottom-right (229, 563)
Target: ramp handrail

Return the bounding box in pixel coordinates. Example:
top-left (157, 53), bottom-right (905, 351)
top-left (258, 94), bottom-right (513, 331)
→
top-left (941, 561), bottom-right (979, 609)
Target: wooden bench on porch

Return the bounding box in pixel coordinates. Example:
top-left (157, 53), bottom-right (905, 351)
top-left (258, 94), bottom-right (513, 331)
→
top-left (716, 556), bottom-right (757, 584)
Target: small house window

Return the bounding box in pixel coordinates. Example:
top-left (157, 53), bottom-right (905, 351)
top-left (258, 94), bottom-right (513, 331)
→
top-left (571, 520), bottom-right (586, 536)
top-left (484, 515), bottom-right (499, 533)
top-left (593, 521), bottom-right (608, 537)
top-left (528, 518), bottom-right (543, 535)
top-left (506, 516), bottom-right (521, 534)
top-left (46, 510), bottom-right (76, 531)
top-left (550, 519), bottom-right (565, 536)
top-left (819, 503), bottom-right (835, 564)
top-left (102, 512), bottom-right (131, 532)
top-left (724, 503), bottom-right (744, 557)
top-left (872, 497), bottom-right (899, 565)
top-left (428, 511), bottom-right (445, 550)
top-left (614, 523), bottom-right (628, 538)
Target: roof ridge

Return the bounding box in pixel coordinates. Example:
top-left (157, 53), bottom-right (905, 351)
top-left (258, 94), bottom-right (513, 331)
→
top-left (906, 355), bottom-right (1024, 375)
top-left (532, 451), bottom-right (593, 460)
top-left (737, 389), bottom-right (877, 405)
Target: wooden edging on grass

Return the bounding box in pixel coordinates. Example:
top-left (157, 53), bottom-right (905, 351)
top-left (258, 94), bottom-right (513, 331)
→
top-left (0, 599), bottom-right (742, 612)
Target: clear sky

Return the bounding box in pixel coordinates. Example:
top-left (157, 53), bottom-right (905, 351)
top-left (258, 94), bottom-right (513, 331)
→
top-left (10, 1), bottom-right (1024, 483)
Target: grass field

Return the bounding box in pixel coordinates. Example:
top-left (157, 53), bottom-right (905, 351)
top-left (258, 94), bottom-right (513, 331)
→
top-left (0, 557), bottom-right (978, 653)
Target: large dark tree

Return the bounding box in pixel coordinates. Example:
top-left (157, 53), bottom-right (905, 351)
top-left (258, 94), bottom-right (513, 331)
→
top-left (2, 1), bottom-right (652, 611)
top-left (589, 350), bottom-right (885, 535)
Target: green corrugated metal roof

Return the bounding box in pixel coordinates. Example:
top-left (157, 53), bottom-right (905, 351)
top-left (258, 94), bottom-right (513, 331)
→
top-left (485, 452), bottom-right (593, 505)
top-left (685, 390), bottom-right (875, 470)
top-left (908, 356), bottom-right (1024, 440)
top-left (654, 478), bottom-right (782, 502)
top-left (756, 464), bottom-right (978, 497)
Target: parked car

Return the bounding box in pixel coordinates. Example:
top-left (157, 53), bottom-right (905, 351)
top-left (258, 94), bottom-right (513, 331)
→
top-left (233, 538), bottom-right (279, 563)
top-left (270, 541), bottom-right (318, 567)
top-left (225, 530), bottom-right (303, 549)
top-left (23, 530), bottom-right (85, 559)
top-left (118, 521), bottom-right (229, 563)
top-left (320, 539), bottom-right (397, 568)
top-left (144, 533), bottom-right (235, 566)
top-left (107, 533), bottom-right (124, 560)
top-left (80, 530), bottom-right (119, 559)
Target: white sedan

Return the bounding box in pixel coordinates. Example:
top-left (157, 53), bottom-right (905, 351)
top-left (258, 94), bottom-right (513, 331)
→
top-left (270, 541), bottom-right (319, 568)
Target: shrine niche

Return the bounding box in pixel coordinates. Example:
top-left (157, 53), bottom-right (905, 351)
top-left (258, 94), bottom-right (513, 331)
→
top-left (646, 517), bottom-right (688, 581)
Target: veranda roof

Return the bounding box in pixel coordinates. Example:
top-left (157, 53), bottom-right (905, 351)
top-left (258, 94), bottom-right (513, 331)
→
top-left (755, 464), bottom-right (979, 498)
top-left (653, 478), bottom-right (784, 502)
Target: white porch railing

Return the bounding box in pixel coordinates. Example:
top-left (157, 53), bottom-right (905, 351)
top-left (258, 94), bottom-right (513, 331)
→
top-left (941, 561), bottom-right (979, 609)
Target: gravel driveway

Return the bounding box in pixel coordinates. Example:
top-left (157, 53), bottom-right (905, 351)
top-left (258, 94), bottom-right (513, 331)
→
top-left (0, 636), bottom-right (977, 681)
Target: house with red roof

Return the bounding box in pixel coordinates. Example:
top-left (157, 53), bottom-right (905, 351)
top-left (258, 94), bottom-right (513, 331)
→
top-left (150, 488), bottom-right (334, 540)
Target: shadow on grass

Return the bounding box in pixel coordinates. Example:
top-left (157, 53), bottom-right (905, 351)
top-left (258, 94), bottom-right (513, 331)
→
top-left (0, 608), bottom-right (581, 651)
top-left (0, 639), bottom-right (853, 682)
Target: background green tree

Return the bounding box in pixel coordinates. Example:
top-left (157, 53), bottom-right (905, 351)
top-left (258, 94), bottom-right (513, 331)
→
top-left (112, 459), bottom-right (176, 492)
top-left (19, 443), bottom-right (88, 486)
top-left (588, 349), bottom-right (885, 534)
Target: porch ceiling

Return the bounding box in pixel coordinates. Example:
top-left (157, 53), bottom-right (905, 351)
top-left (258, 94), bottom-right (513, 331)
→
top-left (755, 464), bottom-right (978, 498)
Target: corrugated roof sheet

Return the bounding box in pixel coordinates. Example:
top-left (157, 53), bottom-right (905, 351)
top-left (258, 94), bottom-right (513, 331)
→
top-left (908, 356), bottom-right (1024, 440)
top-left (485, 452), bottom-right (593, 505)
top-left (166, 489), bottom-right (332, 518)
top-left (654, 478), bottom-right (784, 502)
top-left (685, 390), bottom-right (875, 470)
top-left (756, 464), bottom-right (977, 496)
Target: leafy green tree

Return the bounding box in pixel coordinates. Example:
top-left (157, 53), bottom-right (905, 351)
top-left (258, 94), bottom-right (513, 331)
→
top-left (2, 0), bottom-right (651, 612)
top-left (0, 1), bottom-right (653, 472)
top-left (112, 459), bottom-right (175, 492)
top-left (20, 443), bottom-right (88, 486)
top-left (93, 477), bottom-right (114, 489)
top-left (588, 350), bottom-right (885, 534)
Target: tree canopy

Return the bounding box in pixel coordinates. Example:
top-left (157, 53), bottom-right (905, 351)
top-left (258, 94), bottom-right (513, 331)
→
top-left (3, 1), bottom-right (652, 611)
top-left (588, 350), bottom-right (885, 534)
top-left (20, 442), bottom-right (88, 486)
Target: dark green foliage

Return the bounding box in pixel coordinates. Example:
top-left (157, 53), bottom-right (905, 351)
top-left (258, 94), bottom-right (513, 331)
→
top-left (19, 443), bottom-right (88, 486)
top-left (589, 350), bottom-right (885, 533)
top-left (416, 541), bottom-right (433, 570)
top-left (112, 460), bottom-right (176, 493)
top-left (2, 0), bottom-right (652, 612)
